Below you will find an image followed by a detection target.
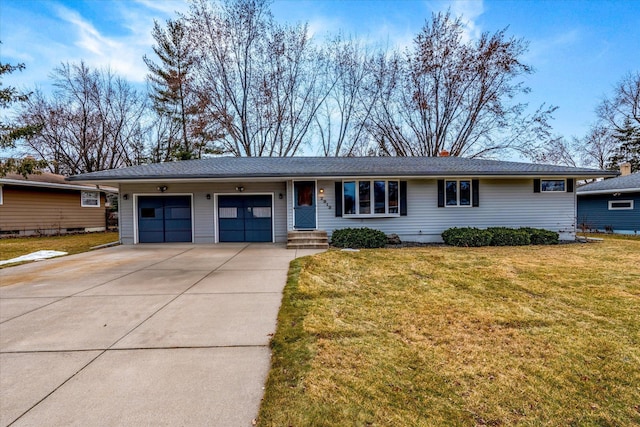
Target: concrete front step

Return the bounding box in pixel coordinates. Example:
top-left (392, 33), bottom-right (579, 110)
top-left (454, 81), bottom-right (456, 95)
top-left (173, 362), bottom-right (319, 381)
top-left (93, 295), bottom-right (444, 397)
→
top-left (287, 230), bottom-right (329, 249)
top-left (287, 243), bottom-right (330, 250)
top-left (288, 231), bottom-right (328, 238)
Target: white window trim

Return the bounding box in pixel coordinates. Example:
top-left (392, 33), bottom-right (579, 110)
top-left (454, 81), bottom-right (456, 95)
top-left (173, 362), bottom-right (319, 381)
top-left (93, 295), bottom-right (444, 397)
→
top-left (0, 185), bottom-right (3, 205)
top-left (445, 179), bottom-right (473, 208)
top-left (81, 191), bottom-right (101, 208)
top-left (343, 179), bottom-right (401, 217)
top-left (608, 200), bottom-right (634, 210)
top-left (541, 179), bottom-right (566, 193)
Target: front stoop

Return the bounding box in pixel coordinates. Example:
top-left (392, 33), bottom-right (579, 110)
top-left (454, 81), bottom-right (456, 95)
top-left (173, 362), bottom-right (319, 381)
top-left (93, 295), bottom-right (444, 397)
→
top-left (287, 230), bottom-right (329, 249)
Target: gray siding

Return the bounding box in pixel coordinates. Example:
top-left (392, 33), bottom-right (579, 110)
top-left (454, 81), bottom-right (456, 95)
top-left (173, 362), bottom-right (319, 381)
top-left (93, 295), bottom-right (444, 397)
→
top-left (117, 177), bottom-right (578, 244)
top-left (119, 182), bottom-right (287, 244)
top-left (317, 178), bottom-right (577, 242)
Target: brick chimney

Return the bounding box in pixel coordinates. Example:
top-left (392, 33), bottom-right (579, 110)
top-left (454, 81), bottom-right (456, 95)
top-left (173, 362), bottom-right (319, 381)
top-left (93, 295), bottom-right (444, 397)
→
top-left (620, 162), bottom-right (631, 176)
top-left (439, 150), bottom-right (450, 157)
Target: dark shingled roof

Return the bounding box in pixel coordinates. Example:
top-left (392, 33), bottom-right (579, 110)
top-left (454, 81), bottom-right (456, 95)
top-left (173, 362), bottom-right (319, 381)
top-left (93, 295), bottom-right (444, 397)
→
top-left (577, 172), bottom-right (640, 193)
top-left (67, 156), bottom-right (616, 182)
top-left (1, 172), bottom-right (116, 192)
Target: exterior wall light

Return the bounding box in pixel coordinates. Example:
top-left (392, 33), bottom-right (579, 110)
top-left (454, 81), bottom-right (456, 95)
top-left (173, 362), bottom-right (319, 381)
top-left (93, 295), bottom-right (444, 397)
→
top-left (235, 186), bottom-right (245, 192)
top-left (157, 185), bottom-right (168, 192)
top-left (206, 194), bottom-right (211, 200)
top-left (123, 194), bottom-right (129, 200)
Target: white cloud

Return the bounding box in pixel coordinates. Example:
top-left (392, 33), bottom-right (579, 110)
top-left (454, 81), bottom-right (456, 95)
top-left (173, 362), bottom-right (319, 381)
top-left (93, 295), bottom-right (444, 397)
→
top-left (428, 0), bottom-right (485, 42)
top-left (306, 16), bottom-right (342, 39)
top-left (525, 29), bottom-right (581, 64)
top-left (450, 0), bottom-right (484, 41)
top-left (47, 1), bottom-right (187, 84)
top-left (55, 5), bottom-right (121, 56)
top-left (133, 0), bottom-right (189, 16)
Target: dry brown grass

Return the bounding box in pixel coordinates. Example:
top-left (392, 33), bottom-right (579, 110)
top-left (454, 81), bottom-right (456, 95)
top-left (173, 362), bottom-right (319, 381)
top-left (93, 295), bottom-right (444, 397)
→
top-left (0, 232), bottom-right (119, 269)
top-left (259, 237), bottom-right (640, 426)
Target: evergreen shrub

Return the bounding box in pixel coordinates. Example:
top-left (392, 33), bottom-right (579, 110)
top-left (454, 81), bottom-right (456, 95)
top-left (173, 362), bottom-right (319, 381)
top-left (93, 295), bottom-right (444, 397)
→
top-left (331, 227), bottom-right (388, 249)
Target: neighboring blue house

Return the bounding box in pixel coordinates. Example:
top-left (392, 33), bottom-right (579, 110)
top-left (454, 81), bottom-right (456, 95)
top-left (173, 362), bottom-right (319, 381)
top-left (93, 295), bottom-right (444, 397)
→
top-left (577, 167), bottom-right (640, 235)
top-left (68, 156), bottom-right (616, 246)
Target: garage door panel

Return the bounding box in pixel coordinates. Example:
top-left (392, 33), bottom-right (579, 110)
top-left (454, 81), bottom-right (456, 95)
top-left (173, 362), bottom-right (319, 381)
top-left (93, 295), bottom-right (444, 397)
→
top-left (164, 230), bottom-right (192, 242)
top-left (245, 219), bottom-right (270, 230)
top-left (139, 230), bottom-right (165, 243)
top-left (246, 229), bottom-right (271, 242)
top-left (219, 230), bottom-right (244, 242)
top-left (218, 196), bottom-right (272, 242)
top-left (138, 196), bottom-right (192, 243)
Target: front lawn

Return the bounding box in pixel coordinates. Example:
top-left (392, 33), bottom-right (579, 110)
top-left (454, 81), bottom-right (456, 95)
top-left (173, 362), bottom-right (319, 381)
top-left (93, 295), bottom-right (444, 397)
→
top-left (0, 232), bottom-right (119, 269)
top-left (259, 237), bottom-right (640, 426)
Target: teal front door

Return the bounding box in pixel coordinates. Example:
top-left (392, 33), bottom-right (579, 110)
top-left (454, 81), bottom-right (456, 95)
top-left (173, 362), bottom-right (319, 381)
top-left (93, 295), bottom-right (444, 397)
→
top-left (294, 181), bottom-right (316, 229)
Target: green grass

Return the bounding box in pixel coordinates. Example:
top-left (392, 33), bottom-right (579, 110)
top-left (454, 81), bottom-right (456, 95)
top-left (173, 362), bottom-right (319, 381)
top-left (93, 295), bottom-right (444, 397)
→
top-left (0, 232), bottom-right (119, 269)
top-left (259, 236), bottom-right (640, 426)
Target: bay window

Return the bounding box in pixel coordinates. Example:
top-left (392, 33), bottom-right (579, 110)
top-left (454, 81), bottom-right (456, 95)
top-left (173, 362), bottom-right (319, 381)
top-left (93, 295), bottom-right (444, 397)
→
top-left (343, 180), bottom-right (400, 216)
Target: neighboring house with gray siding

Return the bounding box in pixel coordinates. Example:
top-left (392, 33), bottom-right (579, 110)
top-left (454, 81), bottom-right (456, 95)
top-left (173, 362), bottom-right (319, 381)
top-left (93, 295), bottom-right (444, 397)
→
top-left (577, 167), bottom-right (639, 235)
top-left (68, 157), bottom-right (615, 246)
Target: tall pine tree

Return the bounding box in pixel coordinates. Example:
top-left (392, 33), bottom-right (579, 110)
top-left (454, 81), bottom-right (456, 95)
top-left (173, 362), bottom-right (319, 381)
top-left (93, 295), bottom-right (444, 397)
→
top-left (607, 118), bottom-right (640, 172)
top-left (144, 19), bottom-right (203, 161)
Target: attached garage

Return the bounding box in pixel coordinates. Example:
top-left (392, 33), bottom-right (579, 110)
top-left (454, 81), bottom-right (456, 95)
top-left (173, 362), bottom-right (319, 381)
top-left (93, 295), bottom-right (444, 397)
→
top-left (218, 195), bottom-right (273, 242)
top-left (137, 196), bottom-right (192, 243)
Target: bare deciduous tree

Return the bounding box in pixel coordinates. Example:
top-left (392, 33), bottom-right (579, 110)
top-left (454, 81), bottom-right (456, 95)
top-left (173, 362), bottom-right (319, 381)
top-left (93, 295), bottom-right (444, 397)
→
top-left (575, 125), bottom-right (618, 169)
top-left (186, 0), bottom-right (330, 157)
top-left (18, 62), bottom-right (147, 175)
top-left (597, 71), bottom-right (640, 132)
top-left (316, 36), bottom-right (380, 156)
top-left (597, 72), bottom-right (640, 171)
top-left (367, 11), bottom-right (556, 158)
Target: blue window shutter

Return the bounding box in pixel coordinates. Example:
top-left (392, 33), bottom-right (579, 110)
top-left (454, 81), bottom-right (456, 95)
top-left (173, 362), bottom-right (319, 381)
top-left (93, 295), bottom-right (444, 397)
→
top-left (472, 179), bottom-right (479, 207)
top-left (400, 181), bottom-right (407, 216)
top-left (334, 181), bottom-right (342, 217)
top-left (437, 180), bottom-right (445, 207)
top-left (533, 179), bottom-right (541, 193)
top-left (567, 178), bottom-right (574, 193)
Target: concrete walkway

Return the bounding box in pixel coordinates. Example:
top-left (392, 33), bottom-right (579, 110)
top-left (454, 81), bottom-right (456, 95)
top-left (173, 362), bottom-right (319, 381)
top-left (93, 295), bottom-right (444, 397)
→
top-left (0, 243), bottom-right (323, 427)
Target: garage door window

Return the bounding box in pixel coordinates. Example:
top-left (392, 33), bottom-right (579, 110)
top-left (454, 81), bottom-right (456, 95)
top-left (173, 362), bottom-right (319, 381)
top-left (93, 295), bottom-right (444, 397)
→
top-left (141, 208), bottom-right (156, 218)
top-left (219, 207), bottom-right (238, 218)
top-left (252, 207), bottom-right (271, 218)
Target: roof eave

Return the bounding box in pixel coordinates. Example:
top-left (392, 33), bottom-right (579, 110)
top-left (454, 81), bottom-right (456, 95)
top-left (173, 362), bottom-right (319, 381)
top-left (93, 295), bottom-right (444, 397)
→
top-left (67, 170), bottom-right (616, 184)
top-left (577, 188), bottom-right (640, 195)
top-left (0, 178), bottom-right (117, 193)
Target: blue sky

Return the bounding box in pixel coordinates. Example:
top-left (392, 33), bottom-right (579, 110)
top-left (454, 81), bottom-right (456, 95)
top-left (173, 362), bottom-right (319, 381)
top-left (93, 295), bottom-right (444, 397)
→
top-left (1, 0), bottom-right (639, 143)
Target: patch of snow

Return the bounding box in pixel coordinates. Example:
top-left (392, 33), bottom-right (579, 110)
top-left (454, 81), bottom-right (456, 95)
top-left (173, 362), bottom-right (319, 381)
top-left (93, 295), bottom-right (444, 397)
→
top-left (340, 248), bottom-right (360, 252)
top-left (0, 250), bottom-right (68, 265)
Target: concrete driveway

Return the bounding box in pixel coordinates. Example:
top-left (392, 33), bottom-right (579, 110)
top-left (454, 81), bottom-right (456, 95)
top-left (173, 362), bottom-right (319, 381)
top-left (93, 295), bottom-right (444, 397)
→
top-left (0, 243), bottom-right (323, 427)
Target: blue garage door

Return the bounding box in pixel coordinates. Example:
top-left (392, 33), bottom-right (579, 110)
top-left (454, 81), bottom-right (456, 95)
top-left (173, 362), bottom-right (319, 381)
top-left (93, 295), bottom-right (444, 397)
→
top-left (138, 196), bottom-right (192, 243)
top-left (218, 195), bottom-right (272, 242)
